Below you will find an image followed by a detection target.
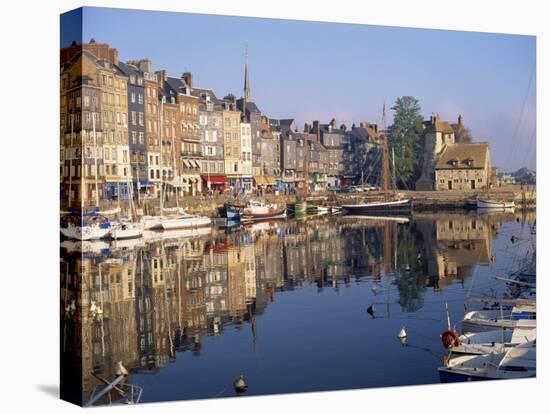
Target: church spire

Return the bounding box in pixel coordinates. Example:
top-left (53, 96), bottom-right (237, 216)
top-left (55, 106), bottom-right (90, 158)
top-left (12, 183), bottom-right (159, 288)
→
top-left (243, 44), bottom-right (250, 102)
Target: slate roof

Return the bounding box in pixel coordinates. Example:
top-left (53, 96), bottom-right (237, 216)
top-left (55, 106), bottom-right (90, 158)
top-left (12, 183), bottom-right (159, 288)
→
top-left (435, 143), bottom-right (489, 169)
top-left (165, 76), bottom-right (188, 95)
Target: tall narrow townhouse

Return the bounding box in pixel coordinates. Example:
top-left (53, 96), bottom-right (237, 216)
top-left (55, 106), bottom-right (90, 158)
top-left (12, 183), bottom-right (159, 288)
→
top-left (222, 94), bottom-right (242, 190)
top-left (99, 59), bottom-right (130, 200)
top-left (156, 70), bottom-right (179, 198)
top-left (60, 50), bottom-right (105, 207)
top-left (192, 87), bottom-right (226, 192)
top-left (166, 73), bottom-right (202, 196)
top-left (119, 61), bottom-right (147, 199)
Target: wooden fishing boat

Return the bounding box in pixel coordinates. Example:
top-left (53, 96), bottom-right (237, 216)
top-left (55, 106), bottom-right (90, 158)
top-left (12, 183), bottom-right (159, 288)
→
top-left (477, 199), bottom-right (515, 209)
top-left (241, 200), bottom-right (287, 221)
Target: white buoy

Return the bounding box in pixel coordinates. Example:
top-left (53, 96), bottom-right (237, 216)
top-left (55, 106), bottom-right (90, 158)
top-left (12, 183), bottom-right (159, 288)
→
top-left (233, 374), bottom-right (248, 393)
top-left (398, 327), bottom-right (407, 339)
top-left (116, 361), bottom-right (129, 376)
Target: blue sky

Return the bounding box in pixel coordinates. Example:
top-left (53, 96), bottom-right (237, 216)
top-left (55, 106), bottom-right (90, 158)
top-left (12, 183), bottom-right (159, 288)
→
top-left (61, 7), bottom-right (536, 171)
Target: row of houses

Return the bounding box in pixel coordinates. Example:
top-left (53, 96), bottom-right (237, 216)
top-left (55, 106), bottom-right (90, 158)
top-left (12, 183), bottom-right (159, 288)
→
top-left (60, 40), bottom-right (387, 204)
top-left (60, 40), bottom-right (494, 205)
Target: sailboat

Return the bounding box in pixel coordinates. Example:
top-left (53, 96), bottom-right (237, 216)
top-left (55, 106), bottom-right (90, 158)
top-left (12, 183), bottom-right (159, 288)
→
top-left (60, 112), bottom-right (113, 240)
top-left (110, 178), bottom-right (144, 239)
top-left (342, 105), bottom-right (412, 215)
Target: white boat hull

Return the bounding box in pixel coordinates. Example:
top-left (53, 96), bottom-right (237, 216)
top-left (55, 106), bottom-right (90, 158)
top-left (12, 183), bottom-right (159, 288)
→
top-left (160, 215), bottom-right (212, 230)
top-left (477, 199), bottom-right (515, 209)
top-left (60, 223), bottom-right (111, 241)
top-left (110, 222), bottom-right (144, 240)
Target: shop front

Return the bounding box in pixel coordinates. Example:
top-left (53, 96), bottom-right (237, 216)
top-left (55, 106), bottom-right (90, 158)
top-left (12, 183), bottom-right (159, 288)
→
top-left (202, 175), bottom-right (228, 193)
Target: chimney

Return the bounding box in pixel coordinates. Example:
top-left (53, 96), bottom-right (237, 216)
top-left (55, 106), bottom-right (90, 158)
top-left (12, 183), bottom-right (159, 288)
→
top-left (182, 72), bottom-right (193, 88)
top-left (359, 122), bottom-right (365, 128)
top-left (317, 123), bottom-right (321, 142)
top-left (304, 123), bottom-right (311, 133)
top-left (155, 70), bottom-right (167, 85)
top-left (458, 114), bottom-right (463, 126)
top-left (330, 118), bottom-right (336, 128)
top-left (139, 59), bottom-right (152, 73)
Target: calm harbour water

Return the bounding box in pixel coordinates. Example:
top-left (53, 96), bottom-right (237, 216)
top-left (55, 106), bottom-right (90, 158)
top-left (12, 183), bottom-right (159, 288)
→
top-left (60, 210), bottom-right (535, 404)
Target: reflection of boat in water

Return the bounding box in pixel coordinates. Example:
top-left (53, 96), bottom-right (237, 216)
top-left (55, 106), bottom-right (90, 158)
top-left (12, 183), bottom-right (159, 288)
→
top-left (60, 239), bottom-right (111, 254)
top-left (477, 199), bottom-right (515, 210)
top-left (111, 237), bottom-right (145, 251)
top-left (143, 226), bottom-right (211, 242)
top-left (342, 215), bottom-right (410, 224)
top-left (438, 340), bottom-right (536, 383)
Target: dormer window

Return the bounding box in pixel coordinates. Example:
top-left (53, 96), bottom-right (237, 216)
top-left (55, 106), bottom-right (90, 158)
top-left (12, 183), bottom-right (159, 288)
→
top-left (464, 158), bottom-right (474, 167)
top-left (449, 158), bottom-right (459, 167)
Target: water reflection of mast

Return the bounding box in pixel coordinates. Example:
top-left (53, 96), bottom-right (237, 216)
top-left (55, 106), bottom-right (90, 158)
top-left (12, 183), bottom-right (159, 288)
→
top-left (160, 241), bottom-right (175, 358)
top-left (98, 261), bottom-right (106, 358)
top-left (305, 223), bottom-right (312, 284)
top-left (384, 222), bottom-right (391, 318)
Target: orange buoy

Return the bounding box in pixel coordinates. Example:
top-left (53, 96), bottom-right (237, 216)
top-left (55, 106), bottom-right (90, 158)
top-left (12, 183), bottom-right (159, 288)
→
top-left (441, 329), bottom-right (461, 349)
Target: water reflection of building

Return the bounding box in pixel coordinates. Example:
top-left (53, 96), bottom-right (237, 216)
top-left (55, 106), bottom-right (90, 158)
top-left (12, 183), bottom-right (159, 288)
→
top-left (415, 213), bottom-right (494, 290)
top-left (62, 213), bottom-right (516, 404)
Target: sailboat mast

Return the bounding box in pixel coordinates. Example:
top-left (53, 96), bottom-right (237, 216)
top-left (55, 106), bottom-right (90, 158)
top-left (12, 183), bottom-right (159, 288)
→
top-left (68, 113), bottom-right (74, 208)
top-left (303, 127), bottom-right (309, 199)
top-left (92, 112), bottom-right (99, 207)
top-left (171, 105), bottom-right (179, 209)
top-left (392, 147), bottom-right (397, 193)
top-left (159, 97), bottom-right (165, 215)
top-left (381, 103), bottom-right (389, 195)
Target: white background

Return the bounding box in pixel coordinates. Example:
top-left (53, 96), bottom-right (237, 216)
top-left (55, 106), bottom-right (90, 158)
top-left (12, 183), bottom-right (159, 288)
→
top-left (0, 0), bottom-right (547, 412)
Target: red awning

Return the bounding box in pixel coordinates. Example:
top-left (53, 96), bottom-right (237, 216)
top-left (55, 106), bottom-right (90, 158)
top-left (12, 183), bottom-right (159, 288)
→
top-left (202, 175), bottom-right (227, 184)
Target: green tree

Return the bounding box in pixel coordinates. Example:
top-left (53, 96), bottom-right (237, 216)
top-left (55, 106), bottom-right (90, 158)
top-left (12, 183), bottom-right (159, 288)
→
top-left (389, 96), bottom-right (424, 188)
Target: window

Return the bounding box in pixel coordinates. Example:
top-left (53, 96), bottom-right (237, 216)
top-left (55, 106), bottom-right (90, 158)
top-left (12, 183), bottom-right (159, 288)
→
top-left (139, 132), bottom-right (144, 144)
top-left (138, 112), bottom-right (144, 126)
top-left (131, 111), bottom-right (137, 125)
top-left (138, 94), bottom-right (143, 104)
top-left (131, 92), bottom-right (136, 103)
top-left (131, 131), bottom-right (137, 144)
